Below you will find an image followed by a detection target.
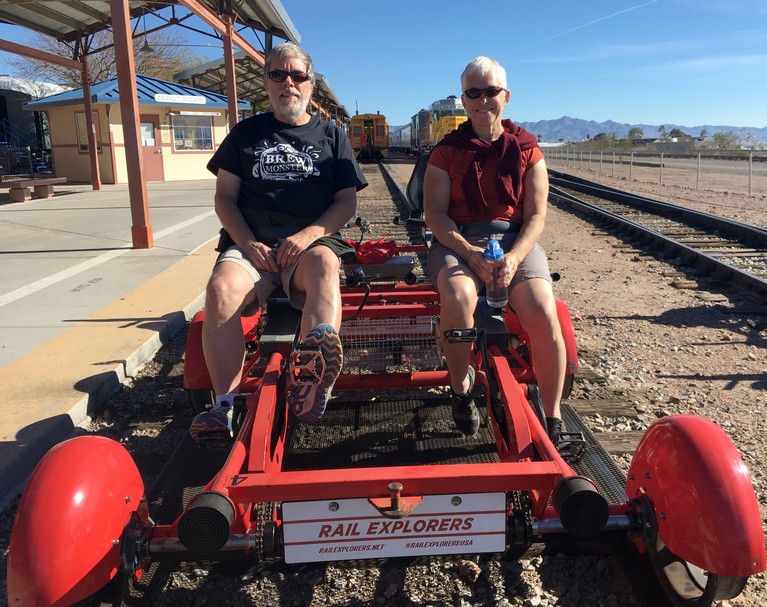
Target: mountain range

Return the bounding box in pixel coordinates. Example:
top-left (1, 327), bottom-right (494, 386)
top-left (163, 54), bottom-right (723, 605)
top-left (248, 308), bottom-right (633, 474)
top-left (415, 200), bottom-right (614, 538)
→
top-left (515, 116), bottom-right (767, 144)
top-left (390, 116), bottom-right (767, 144)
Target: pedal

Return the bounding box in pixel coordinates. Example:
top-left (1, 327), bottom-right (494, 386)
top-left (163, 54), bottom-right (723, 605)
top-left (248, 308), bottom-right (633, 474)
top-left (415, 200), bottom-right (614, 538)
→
top-left (194, 431), bottom-right (234, 450)
top-left (556, 432), bottom-right (586, 462)
top-left (289, 344), bottom-right (325, 384)
top-left (443, 328), bottom-right (477, 344)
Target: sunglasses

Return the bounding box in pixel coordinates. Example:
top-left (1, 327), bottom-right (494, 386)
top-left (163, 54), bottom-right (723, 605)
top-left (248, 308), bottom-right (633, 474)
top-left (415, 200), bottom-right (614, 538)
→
top-left (463, 86), bottom-right (505, 99)
top-left (267, 69), bottom-right (311, 83)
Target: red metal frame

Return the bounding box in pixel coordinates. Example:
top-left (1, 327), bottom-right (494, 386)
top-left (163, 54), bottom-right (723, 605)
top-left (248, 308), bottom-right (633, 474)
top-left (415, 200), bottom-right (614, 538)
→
top-left (8, 242), bottom-right (766, 607)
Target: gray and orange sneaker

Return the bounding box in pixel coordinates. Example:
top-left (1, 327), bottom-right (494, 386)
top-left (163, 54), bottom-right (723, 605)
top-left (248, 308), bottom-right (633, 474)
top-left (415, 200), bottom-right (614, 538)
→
top-left (287, 323), bottom-right (343, 422)
top-left (189, 400), bottom-right (234, 449)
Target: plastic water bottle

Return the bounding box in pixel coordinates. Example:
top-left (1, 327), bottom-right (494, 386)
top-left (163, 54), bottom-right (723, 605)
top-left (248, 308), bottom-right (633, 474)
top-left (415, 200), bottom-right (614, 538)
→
top-left (483, 239), bottom-right (508, 308)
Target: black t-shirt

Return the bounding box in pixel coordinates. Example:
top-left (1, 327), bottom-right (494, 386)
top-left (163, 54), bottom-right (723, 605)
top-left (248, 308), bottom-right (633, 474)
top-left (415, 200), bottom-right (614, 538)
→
top-left (207, 113), bottom-right (368, 229)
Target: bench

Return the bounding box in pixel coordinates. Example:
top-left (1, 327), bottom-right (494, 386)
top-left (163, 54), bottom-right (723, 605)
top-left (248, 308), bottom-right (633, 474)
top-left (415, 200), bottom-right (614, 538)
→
top-left (3, 177), bottom-right (67, 202)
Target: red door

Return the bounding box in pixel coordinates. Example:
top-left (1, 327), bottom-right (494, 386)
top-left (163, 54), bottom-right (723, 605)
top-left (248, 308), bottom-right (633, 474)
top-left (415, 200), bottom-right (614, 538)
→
top-left (139, 115), bottom-right (164, 182)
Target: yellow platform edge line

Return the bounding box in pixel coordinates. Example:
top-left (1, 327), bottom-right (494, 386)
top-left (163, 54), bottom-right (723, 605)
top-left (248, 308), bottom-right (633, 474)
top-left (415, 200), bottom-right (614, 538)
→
top-left (0, 241), bottom-right (217, 502)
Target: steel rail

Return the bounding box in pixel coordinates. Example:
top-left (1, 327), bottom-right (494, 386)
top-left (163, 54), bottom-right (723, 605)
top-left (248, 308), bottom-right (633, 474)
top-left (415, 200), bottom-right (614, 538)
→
top-left (548, 171), bottom-right (767, 301)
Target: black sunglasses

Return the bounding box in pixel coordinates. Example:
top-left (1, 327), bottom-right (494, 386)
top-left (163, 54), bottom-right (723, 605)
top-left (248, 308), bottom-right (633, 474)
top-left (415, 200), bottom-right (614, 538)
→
top-left (268, 69), bottom-right (311, 83)
top-left (463, 86), bottom-right (505, 99)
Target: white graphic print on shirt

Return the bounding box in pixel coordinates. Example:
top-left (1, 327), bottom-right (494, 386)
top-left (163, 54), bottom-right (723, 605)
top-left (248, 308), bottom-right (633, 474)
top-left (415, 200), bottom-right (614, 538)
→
top-left (252, 142), bottom-right (321, 181)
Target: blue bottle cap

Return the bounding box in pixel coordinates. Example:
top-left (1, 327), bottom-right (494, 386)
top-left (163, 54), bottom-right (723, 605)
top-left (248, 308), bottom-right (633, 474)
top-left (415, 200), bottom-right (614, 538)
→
top-left (483, 239), bottom-right (504, 261)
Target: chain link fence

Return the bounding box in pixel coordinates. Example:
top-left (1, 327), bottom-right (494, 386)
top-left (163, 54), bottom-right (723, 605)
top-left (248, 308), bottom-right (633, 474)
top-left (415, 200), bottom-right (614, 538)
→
top-left (545, 148), bottom-right (767, 197)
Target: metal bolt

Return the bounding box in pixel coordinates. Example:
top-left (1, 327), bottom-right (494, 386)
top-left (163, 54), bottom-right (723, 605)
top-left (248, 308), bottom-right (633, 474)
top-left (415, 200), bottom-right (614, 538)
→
top-left (328, 502), bottom-right (339, 512)
top-left (451, 496), bottom-right (462, 506)
top-left (388, 482), bottom-right (403, 510)
top-left (125, 496), bottom-right (133, 503)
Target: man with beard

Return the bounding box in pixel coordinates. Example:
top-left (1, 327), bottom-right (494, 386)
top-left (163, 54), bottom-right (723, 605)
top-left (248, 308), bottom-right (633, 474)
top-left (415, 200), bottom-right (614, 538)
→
top-left (190, 43), bottom-right (367, 446)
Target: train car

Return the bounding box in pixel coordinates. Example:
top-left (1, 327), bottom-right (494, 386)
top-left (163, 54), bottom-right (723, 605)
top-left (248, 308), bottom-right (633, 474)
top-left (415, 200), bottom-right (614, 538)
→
top-left (349, 112), bottom-right (388, 162)
top-left (389, 123), bottom-right (412, 154)
top-left (412, 96), bottom-right (468, 155)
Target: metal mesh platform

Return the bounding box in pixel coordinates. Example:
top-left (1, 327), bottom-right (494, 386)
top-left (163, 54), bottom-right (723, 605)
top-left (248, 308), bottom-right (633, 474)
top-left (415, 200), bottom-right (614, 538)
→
top-left (562, 403), bottom-right (628, 504)
top-left (340, 316), bottom-right (442, 373)
top-left (283, 397), bottom-right (499, 471)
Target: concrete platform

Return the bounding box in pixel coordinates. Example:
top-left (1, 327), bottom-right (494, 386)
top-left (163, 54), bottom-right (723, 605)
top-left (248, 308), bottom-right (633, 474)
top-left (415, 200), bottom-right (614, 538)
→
top-left (0, 180), bottom-right (222, 502)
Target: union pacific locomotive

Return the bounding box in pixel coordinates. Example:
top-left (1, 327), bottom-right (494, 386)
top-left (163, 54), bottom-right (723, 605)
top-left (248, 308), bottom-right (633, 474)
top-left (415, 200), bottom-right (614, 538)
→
top-left (390, 96), bottom-right (468, 156)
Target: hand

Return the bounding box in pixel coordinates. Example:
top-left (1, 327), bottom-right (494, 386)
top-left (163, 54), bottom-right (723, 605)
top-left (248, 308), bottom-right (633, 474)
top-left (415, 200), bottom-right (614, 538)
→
top-left (276, 230), bottom-right (316, 268)
top-left (497, 254), bottom-right (520, 288)
top-left (244, 240), bottom-right (279, 273)
top-left (464, 247), bottom-right (494, 284)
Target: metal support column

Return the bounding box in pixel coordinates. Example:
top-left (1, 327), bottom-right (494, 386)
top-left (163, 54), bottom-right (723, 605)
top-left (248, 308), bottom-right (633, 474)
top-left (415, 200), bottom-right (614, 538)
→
top-left (222, 13), bottom-right (239, 129)
top-left (80, 60), bottom-right (102, 191)
top-left (110, 0), bottom-right (153, 248)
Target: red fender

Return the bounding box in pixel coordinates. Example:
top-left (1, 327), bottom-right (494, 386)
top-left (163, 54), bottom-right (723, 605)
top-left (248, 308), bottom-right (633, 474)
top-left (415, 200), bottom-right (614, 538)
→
top-left (8, 436), bottom-right (144, 607)
top-left (627, 414), bottom-right (766, 576)
top-left (183, 309), bottom-right (210, 390)
top-left (183, 309), bottom-right (262, 390)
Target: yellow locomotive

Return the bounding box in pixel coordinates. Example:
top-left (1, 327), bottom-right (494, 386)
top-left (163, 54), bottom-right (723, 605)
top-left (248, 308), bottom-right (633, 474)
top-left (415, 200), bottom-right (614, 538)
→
top-left (349, 112), bottom-right (389, 162)
top-left (412, 96), bottom-right (468, 155)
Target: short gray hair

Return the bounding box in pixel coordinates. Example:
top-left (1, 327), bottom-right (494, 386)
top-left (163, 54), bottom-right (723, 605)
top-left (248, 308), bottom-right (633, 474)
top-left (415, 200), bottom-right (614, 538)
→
top-left (461, 56), bottom-right (507, 90)
top-left (264, 43), bottom-right (316, 85)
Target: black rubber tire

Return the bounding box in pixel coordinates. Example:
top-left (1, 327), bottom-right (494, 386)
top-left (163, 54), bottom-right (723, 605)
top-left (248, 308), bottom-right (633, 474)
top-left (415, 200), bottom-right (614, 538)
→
top-left (650, 536), bottom-right (749, 606)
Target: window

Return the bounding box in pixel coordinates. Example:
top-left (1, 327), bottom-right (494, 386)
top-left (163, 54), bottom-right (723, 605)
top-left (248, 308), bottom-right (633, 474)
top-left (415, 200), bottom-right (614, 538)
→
top-left (172, 115), bottom-right (213, 151)
top-left (75, 111), bottom-right (102, 152)
top-left (140, 122), bottom-right (156, 146)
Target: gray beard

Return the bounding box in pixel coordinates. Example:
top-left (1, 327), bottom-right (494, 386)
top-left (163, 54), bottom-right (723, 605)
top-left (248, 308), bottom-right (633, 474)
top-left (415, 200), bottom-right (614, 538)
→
top-left (275, 97), bottom-right (309, 121)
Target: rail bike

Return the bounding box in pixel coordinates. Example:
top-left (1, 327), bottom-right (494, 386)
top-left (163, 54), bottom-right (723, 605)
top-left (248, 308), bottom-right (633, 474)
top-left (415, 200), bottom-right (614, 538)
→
top-left (7, 161), bottom-right (765, 607)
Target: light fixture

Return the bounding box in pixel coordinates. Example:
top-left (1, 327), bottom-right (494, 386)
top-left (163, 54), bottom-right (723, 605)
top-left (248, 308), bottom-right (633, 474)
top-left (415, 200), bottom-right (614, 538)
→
top-left (139, 14), bottom-right (155, 54)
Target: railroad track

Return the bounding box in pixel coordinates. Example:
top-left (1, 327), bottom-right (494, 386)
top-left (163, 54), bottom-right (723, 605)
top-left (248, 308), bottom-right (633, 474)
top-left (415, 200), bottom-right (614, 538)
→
top-left (549, 169), bottom-right (767, 301)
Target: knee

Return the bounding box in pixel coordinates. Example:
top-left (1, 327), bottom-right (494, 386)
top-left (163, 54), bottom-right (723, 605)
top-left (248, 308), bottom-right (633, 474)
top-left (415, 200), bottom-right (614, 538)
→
top-left (437, 277), bottom-right (476, 323)
top-left (206, 271), bottom-right (251, 312)
top-left (304, 247), bottom-right (341, 278)
top-left (517, 296), bottom-right (562, 339)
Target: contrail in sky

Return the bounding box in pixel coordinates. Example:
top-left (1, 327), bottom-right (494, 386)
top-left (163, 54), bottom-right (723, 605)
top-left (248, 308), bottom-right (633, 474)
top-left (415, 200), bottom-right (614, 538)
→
top-left (541, 0), bottom-right (661, 42)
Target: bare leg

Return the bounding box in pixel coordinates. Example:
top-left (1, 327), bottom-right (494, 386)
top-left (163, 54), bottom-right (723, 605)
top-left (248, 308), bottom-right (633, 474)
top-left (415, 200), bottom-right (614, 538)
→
top-left (287, 246), bottom-right (344, 422)
top-left (201, 261), bottom-right (259, 396)
top-left (509, 278), bottom-right (566, 419)
top-left (435, 264), bottom-right (480, 394)
top-left (290, 246), bottom-right (343, 337)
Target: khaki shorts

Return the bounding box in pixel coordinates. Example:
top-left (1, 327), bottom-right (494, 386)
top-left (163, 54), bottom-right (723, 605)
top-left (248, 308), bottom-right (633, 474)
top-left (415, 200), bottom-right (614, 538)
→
top-left (217, 235), bottom-right (353, 313)
top-left (427, 233), bottom-right (552, 292)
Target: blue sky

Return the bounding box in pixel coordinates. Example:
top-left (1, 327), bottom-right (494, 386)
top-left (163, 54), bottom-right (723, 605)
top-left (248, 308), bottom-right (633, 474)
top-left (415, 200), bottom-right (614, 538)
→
top-left (1, 0), bottom-right (765, 129)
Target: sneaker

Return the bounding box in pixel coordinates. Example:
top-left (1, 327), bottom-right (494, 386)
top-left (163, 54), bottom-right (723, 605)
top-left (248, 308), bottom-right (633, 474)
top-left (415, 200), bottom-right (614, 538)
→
top-left (190, 402), bottom-right (233, 448)
top-left (451, 367), bottom-right (479, 436)
top-left (287, 323), bottom-right (343, 422)
top-left (546, 416), bottom-right (565, 447)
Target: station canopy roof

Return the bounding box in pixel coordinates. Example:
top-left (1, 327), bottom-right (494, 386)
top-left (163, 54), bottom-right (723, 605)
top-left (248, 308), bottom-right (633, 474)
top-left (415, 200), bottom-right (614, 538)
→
top-left (24, 73), bottom-right (251, 111)
top-left (0, 0), bottom-right (347, 122)
top-left (0, 0), bottom-right (300, 45)
top-left (174, 51), bottom-right (351, 123)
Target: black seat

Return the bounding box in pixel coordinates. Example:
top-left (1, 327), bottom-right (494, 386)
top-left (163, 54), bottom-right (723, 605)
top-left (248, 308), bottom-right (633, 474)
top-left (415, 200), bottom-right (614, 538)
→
top-left (405, 153), bottom-right (430, 217)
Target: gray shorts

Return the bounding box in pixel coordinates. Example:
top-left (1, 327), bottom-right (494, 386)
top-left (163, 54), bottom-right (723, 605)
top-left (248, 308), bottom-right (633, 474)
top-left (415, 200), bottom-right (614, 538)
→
top-left (427, 232), bottom-right (552, 292)
top-left (217, 235), bottom-right (352, 312)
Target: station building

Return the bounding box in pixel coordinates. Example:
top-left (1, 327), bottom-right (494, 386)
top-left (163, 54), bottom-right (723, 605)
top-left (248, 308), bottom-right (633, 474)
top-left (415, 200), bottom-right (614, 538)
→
top-left (24, 74), bottom-right (249, 184)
